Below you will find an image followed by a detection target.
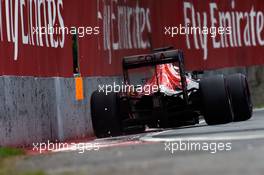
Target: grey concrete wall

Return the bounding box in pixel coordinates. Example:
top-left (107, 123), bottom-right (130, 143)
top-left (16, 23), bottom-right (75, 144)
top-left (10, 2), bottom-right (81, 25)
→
top-left (0, 76), bottom-right (122, 147)
top-left (0, 77), bottom-right (58, 146)
top-left (246, 66), bottom-right (264, 107)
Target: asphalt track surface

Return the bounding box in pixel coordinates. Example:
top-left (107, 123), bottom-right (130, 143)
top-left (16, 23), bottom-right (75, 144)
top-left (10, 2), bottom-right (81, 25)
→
top-left (11, 109), bottom-right (264, 175)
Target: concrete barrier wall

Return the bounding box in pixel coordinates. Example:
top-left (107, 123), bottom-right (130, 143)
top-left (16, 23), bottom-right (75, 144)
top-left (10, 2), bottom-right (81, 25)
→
top-left (0, 77), bottom-right (57, 146)
top-left (0, 76), bottom-right (122, 147)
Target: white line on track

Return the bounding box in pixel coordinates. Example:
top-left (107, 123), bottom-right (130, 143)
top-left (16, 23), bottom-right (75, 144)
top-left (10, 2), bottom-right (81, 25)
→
top-left (140, 130), bottom-right (264, 142)
top-left (253, 108), bottom-right (264, 112)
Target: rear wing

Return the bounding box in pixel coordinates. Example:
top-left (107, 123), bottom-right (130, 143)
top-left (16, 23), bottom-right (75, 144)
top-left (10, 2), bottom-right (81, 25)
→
top-left (122, 50), bottom-right (184, 70)
top-left (122, 49), bottom-right (189, 104)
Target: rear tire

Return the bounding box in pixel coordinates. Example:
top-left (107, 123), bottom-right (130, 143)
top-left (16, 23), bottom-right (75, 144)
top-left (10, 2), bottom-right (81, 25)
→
top-left (226, 74), bottom-right (253, 121)
top-left (91, 91), bottom-right (122, 138)
top-left (200, 75), bottom-right (234, 125)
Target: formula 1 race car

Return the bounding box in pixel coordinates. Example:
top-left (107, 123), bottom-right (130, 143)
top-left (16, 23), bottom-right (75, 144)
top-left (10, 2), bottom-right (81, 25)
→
top-left (91, 47), bottom-right (253, 138)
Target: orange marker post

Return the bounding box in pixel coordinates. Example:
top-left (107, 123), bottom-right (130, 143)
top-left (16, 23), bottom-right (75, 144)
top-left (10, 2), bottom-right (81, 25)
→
top-left (75, 76), bottom-right (84, 101)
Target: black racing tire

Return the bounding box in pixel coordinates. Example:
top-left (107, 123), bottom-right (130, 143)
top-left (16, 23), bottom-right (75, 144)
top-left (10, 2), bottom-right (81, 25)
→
top-left (91, 91), bottom-right (122, 138)
top-left (200, 75), bottom-right (234, 125)
top-left (226, 73), bottom-right (253, 121)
